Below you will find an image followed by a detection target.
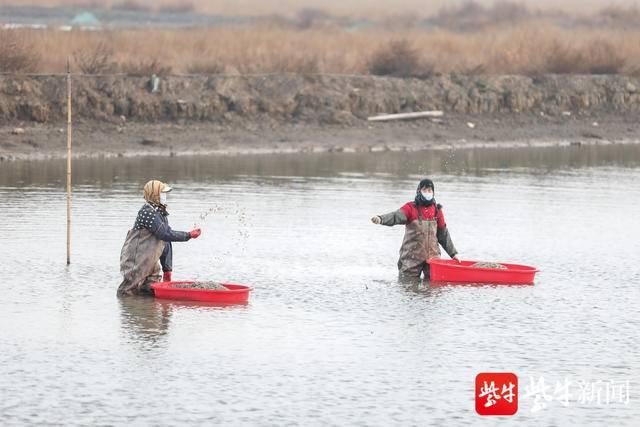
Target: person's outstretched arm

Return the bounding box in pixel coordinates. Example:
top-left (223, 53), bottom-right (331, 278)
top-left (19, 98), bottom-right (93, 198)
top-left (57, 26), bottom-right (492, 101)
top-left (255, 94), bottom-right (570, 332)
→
top-left (372, 209), bottom-right (408, 226)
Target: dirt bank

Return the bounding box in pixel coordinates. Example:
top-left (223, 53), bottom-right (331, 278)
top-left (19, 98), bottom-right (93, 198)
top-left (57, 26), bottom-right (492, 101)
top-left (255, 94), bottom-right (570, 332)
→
top-left (1, 74), bottom-right (639, 160)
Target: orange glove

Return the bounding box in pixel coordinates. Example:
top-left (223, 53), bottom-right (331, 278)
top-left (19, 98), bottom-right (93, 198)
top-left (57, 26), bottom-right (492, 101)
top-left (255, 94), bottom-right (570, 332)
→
top-left (162, 271), bottom-right (172, 282)
top-left (189, 228), bottom-right (201, 239)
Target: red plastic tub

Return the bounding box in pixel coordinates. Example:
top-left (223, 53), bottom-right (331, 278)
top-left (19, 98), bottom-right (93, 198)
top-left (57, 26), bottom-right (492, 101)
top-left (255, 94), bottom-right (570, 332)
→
top-left (428, 259), bottom-right (539, 284)
top-left (150, 281), bottom-right (252, 304)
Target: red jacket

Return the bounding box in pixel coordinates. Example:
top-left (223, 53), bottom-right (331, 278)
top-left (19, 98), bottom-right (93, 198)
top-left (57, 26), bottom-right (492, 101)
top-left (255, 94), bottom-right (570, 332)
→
top-left (399, 202), bottom-right (447, 229)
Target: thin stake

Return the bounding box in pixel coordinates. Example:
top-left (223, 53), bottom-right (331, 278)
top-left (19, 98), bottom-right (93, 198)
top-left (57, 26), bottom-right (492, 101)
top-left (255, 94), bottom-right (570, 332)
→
top-left (66, 58), bottom-right (72, 265)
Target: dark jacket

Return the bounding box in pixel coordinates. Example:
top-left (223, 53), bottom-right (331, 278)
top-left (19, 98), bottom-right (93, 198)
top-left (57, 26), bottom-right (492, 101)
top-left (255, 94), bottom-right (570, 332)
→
top-left (379, 202), bottom-right (457, 259)
top-left (133, 203), bottom-right (190, 272)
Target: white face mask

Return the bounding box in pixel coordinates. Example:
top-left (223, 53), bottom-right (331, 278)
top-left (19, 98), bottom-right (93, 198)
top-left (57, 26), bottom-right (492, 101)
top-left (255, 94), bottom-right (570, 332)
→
top-left (160, 192), bottom-right (168, 205)
top-left (421, 192), bottom-right (433, 201)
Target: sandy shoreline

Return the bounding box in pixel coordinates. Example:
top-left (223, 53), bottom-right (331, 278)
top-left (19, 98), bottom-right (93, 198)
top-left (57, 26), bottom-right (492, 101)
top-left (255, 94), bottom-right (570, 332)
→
top-left (1, 112), bottom-right (639, 162)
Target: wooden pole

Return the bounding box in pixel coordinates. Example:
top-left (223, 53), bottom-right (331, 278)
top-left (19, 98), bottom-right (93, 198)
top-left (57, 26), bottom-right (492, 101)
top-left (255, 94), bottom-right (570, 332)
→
top-left (66, 58), bottom-right (72, 265)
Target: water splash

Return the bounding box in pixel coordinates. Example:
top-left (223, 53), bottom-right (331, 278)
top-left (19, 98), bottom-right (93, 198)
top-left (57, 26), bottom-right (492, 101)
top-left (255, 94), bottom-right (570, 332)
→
top-left (192, 205), bottom-right (221, 229)
top-left (193, 202), bottom-right (251, 269)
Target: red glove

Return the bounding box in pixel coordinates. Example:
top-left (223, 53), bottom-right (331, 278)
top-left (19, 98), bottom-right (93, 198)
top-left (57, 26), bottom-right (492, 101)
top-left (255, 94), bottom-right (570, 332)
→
top-left (162, 271), bottom-right (172, 282)
top-left (189, 228), bottom-right (202, 239)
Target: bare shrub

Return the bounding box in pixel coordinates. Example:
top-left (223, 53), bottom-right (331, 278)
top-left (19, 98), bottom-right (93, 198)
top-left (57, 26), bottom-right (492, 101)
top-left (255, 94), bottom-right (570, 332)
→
top-left (120, 58), bottom-right (172, 76)
top-left (295, 8), bottom-right (331, 30)
top-left (159, 1), bottom-right (195, 14)
top-left (596, 6), bottom-right (640, 29)
top-left (112, 0), bottom-right (151, 12)
top-left (491, 1), bottom-right (531, 23)
top-left (433, 0), bottom-right (531, 31)
top-left (73, 41), bottom-right (116, 74)
top-left (435, 1), bottom-right (484, 29)
top-left (0, 31), bottom-right (39, 73)
top-left (368, 40), bottom-right (433, 78)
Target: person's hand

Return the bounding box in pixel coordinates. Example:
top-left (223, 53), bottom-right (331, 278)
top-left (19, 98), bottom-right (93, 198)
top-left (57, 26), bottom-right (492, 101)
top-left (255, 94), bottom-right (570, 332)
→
top-left (452, 254), bottom-right (461, 263)
top-left (189, 228), bottom-right (202, 239)
top-left (162, 271), bottom-right (172, 282)
top-left (371, 216), bottom-right (381, 224)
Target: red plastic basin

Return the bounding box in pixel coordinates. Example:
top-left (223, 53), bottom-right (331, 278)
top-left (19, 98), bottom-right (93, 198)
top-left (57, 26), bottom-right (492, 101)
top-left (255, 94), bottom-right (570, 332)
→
top-left (428, 259), bottom-right (539, 284)
top-left (150, 281), bottom-right (252, 304)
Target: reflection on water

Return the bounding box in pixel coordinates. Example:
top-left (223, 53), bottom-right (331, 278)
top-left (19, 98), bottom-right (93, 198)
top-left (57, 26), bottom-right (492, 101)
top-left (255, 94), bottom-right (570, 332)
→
top-left (118, 297), bottom-right (172, 346)
top-left (1, 144), bottom-right (639, 425)
top-left (2, 142), bottom-right (640, 187)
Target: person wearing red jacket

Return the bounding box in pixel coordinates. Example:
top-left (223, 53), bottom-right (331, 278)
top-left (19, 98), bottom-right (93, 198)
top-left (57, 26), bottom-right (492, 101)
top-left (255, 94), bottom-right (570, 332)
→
top-left (117, 180), bottom-right (201, 297)
top-left (371, 178), bottom-right (460, 280)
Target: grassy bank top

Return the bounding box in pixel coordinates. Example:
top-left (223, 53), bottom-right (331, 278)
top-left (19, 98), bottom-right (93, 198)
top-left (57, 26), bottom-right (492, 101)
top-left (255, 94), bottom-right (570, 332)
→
top-left (2, 25), bottom-right (639, 78)
top-left (3, 2), bottom-right (640, 77)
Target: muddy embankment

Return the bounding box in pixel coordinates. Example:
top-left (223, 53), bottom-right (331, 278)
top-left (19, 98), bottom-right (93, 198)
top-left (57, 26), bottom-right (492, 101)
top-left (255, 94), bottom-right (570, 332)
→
top-left (1, 74), bottom-right (640, 160)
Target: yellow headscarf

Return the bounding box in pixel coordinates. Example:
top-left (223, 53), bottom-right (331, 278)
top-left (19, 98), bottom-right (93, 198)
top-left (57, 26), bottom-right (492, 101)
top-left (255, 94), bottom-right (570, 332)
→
top-left (143, 180), bottom-right (168, 205)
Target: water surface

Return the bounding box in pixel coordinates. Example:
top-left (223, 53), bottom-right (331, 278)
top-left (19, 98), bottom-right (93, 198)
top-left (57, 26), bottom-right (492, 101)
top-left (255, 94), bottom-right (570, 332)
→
top-left (1, 144), bottom-right (639, 425)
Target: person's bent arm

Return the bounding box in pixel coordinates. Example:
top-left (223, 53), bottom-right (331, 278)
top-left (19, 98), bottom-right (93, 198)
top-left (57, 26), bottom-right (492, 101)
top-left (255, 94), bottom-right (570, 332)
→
top-left (437, 227), bottom-right (458, 259)
top-left (141, 209), bottom-right (193, 242)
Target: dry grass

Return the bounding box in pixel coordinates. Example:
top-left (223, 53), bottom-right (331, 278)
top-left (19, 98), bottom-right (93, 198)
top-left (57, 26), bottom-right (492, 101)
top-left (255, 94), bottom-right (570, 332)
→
top-left (186, 61), bottom-right (225, 74)
top-left (3, 0), bottom-right (639, 79)
top-left (0, 30), bottom-right (40, 73)
top-left (4, 24), bottom-right (640, 76)
top-left (120, 58), bottom-right (173, 76)
top-left (543, 39), bottom-right (626, 75)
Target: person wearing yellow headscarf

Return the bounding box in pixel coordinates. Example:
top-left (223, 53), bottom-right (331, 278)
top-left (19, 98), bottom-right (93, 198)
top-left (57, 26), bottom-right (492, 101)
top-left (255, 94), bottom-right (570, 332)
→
top-left (117, 180), bottom-right (201, 296)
